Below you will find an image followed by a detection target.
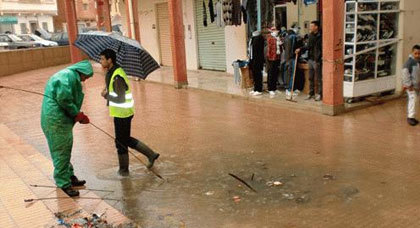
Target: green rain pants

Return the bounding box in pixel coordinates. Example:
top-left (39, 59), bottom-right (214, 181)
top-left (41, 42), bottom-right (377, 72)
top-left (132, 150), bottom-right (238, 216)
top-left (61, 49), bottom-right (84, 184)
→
top-left (41, 124), bottom-right (74, 188)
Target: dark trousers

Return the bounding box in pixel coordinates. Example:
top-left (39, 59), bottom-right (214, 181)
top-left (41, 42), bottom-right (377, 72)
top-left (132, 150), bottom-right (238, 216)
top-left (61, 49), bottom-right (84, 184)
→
top-left (114, 116), bottom-right (138, 155)
top-left (308, 60), bottom-right (322, 96)
top-left (114, 116), bottom-right (156, 157)
top-left (252, 68), bottom-right (263, 92)
top-left (267, 60), bottom-right (280, 91)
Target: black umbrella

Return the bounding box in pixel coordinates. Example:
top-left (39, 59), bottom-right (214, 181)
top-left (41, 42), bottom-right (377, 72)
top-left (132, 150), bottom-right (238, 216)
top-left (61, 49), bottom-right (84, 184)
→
top-left (75, 31), bottom-right (160, 79)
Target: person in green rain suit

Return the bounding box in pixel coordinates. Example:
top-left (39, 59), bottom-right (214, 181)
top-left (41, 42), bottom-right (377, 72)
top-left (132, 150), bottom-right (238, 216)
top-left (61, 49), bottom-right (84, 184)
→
top-left (41, 60), bottom-right (93, 197)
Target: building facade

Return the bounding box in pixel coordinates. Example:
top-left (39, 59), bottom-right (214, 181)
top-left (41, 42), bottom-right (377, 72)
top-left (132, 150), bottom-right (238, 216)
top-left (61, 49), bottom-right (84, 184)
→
top-left (53, 0), bottom-right (97, 32)
top-left (0, 0), bottom-right (57, 34)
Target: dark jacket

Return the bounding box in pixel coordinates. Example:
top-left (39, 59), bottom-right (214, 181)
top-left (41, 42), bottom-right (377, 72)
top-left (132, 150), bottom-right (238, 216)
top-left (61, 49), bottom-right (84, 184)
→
top-left (249, 34), bottom-right (265, 71)
top-left (301, 31), bottom-right (322, 62)
top-left (283, 30), bottom-right (303, 61)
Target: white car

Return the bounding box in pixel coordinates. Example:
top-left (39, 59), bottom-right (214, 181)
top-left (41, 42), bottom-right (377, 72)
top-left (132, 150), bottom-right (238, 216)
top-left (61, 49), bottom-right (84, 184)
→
top-left (18, 34), bottom-right (58, 47)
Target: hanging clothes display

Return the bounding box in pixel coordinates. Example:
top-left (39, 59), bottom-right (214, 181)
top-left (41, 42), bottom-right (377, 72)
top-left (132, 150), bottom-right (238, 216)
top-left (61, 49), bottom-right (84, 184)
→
top-left (249, 31), bottom-right (265, 93)
top-left (203, 0), bottom-right (208, 27)
top-left (209, 0), bottom-right (216, 23)
top-left (215, 0), bottom-right (225, 27)
top-left (222, 0), bottom-right (233, 26)
top-left (232, 0), bottom-right (242, 26)
top-left (241, 0), bottom-right (248, 24)
top-left (266, 30), bottom-right (282, 92)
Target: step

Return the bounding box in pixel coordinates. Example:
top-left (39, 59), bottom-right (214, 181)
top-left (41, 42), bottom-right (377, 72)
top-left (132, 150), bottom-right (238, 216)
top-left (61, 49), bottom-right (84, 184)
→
top-left (0, 124), bottom-right (136, 227)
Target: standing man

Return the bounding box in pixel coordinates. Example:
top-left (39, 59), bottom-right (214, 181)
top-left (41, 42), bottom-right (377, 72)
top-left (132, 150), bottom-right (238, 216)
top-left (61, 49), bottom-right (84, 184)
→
top-left (296, 21), bottom-right (322, 101)
top-left (41, 60), bottom-right (93, 197)
top-left (100, 49), bottom-right (160, 176)
top-left (402, 45), bottom-right (420, 126)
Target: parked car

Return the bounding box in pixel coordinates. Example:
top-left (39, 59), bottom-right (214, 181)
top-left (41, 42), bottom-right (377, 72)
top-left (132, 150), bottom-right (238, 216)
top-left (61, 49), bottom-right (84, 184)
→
top-left (0, 34), bottom-right (40, 49)
top-left (18, 34), bottom-right (58, 47)
top-left (50, 32), bottom-right (69, 46)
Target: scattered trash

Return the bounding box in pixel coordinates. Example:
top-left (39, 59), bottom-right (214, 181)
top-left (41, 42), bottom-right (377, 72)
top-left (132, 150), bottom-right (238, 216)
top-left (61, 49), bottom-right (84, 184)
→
top-left (341, 186), bottom-right (359, 198)
top-left (205, 191), bottom-right (215, 196)
top-left (229, 173), bottom-right (257, 193)
top-left (295, 194), bottom-right (311, 204)
top-left (52, 211), bottom-right (138, 228)
top-left (266, 181), bottom-right (283, 187)
top-left (282, 193), bottom-right (295, 200)
top-left (290, 174), bottom-right (297, 177)
top-left (323, 174), bottom-right (335, 180)
top-left (251, 173), bottom-right (255, 181)
top-left (273, 181), bottom-right (283, 186)
top-left (233, 196), bottom-right (241, 203)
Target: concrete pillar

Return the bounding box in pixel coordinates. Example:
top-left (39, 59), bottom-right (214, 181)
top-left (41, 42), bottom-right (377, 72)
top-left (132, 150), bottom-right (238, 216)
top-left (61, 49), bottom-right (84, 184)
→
top-left (168, 0), bottom-right (188, 88)
top-left (64, 0), bottom-right (83, 63)
top-left (96, 0), bottom-right (104, 31)
top-left (103, 0), bottom-right (112, 32)
top-left (322, 0), bottom-right (344, 115)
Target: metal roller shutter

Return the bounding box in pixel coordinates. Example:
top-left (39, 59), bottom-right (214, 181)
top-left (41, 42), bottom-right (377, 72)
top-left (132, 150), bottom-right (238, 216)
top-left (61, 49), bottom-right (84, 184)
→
top-left (195, 0), bottom-right (226, 71)
top-left (156, 2), bottom-right (173, 66)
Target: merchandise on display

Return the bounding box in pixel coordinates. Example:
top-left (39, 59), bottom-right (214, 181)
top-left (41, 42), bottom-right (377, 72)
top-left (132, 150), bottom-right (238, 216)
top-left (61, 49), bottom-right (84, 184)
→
top-left (343, 0), bottom-right (399, 100)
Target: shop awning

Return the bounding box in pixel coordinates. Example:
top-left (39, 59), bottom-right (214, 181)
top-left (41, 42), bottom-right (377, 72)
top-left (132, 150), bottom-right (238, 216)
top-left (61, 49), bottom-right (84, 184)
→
top-left (0, 16), bottom-right (18, 24)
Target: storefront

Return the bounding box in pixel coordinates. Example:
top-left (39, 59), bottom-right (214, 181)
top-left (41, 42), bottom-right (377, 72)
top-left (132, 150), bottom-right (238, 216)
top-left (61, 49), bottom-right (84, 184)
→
top-left (0, 16), bottom-right (17, 34)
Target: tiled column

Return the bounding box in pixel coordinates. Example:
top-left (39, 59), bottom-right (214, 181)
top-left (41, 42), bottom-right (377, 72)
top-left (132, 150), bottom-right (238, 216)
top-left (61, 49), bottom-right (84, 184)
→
top-left (96, 0), bottom-right (104, 31)
top-left (168, 0), bottom-right (188, 88)
top-left (64, 0), bottom-right (82, 63)
top-left (103, 0), bottom-right (112, 32)
top-left (322, 0), bottom-right (345, 115)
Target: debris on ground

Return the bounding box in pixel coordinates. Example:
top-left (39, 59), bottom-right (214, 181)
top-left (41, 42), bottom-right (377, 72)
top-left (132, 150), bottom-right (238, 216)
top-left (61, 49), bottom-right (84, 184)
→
top-left (229, 173), bottom-right (257, 192)
top-left (205, 191), bottom-right (215, 196)
top-left (323, 174), bottom-right (335, 180)
top-left (295, 194), bottom-right (311, 204)
top-left (233, 196), bottom-right (241, 203)
top-left (266, 181), bottom-right (283, 187)
top-left (51, 210), bottom-right (138, 228)
top-left (282, 193), bottom-right (295, 200)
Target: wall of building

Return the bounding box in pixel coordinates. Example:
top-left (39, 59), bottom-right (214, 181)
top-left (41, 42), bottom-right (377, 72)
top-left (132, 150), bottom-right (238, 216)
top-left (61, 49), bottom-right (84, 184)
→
top-left (135, 0), bottom-right (247, 74)
top-left (286, 1), bottom-right (318, 34)
top-left (75, 0), bottom-right (97, 22)
top-left (224, 25), bottom-right (248, 74)
top-left (14, 15), bottom-right (54, 34)
top-left (137, 0), bottom-right (199, 70)
top-left (0, 46), bottom-right (70, 77)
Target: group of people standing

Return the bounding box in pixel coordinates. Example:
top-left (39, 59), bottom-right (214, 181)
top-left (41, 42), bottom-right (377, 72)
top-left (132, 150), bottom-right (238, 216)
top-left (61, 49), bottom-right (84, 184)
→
top-left (248, 20), bottom-right (323, 101)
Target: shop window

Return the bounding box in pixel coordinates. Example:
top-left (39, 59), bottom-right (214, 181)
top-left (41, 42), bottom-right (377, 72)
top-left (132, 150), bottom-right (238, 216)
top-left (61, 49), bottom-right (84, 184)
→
top-left (42, 22), bottom-right (49, 32)
top-left (20, 23), bottom-right (28, 34)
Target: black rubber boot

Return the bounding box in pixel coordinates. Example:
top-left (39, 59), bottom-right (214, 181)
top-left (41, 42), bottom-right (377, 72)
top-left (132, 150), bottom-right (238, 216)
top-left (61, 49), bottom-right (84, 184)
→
top-left (62, 187), bottom-right (80, 197)
top-left (134, 141), bottom-right (160, 169)
top-left (71, 175), bottom-right (86, 187)
top-left (407, 118), bottom-right (419, 126)
top-left (118, 153), bottom-right (130, 176)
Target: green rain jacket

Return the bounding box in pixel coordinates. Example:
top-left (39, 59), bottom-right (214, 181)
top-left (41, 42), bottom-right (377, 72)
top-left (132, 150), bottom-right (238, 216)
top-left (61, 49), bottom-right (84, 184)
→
top-left (41, 60), bottom-right (93, 129)
top-left (40, 60), bottom-right (93, 188)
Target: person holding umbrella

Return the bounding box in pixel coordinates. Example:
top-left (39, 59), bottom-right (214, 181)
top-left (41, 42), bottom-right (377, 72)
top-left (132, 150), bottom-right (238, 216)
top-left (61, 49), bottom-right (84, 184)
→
top-left (99, 49), bottom-right (160, 176)
top-left (41, 60), bottom-right (93, 197)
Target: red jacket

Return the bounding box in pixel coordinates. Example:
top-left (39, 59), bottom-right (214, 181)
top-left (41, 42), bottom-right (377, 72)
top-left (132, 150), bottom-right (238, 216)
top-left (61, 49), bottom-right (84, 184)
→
top-left (266, 35), bottom-right (280, 61)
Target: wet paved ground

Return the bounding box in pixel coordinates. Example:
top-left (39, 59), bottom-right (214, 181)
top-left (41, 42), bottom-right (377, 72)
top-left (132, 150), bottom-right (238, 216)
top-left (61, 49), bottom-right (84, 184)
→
top-left (1, 65), bottom-right (420, 228)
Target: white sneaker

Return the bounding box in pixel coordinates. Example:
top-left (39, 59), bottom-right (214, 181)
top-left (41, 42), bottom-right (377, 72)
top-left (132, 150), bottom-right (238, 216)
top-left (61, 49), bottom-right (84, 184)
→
top-left (253, 91), bottom-right (263, 96)
top-left (269, 91), bottom-right (276, 98)
top-left (249, 90), bottom-right (256, 95)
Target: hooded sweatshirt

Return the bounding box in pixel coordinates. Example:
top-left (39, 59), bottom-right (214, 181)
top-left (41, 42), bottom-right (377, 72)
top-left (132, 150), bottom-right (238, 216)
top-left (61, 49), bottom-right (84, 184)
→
top-left (402, 55), bottom-right (420, 89)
